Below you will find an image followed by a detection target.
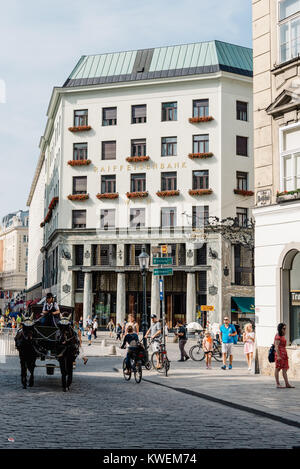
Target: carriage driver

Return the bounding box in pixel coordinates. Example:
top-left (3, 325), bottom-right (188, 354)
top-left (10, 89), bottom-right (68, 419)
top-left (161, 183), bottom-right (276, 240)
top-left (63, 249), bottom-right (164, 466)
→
top-left (40, 293), bottom-right (61, 326)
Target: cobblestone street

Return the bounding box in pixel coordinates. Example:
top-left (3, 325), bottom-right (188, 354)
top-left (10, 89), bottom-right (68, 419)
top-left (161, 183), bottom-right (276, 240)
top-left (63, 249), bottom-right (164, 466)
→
top-left (0, 353), bottom-right (300, 449)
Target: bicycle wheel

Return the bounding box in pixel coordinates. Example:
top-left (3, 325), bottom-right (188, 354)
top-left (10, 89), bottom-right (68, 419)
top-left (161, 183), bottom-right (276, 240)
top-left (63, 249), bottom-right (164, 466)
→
top-left (123, 359), bottom-right (131, 381)
top-left (134, 363), bottom-right (142, 383)
top-left (164, 357), bottom-right (170, 377)
top-left (189, 345), bottom-right (205, 361)
top-left (213, 345), bottom-right (223, 362)
top-left (144, 361), bottom-right (152, 371)
top-left (151, 351), bottom-right (161, 370)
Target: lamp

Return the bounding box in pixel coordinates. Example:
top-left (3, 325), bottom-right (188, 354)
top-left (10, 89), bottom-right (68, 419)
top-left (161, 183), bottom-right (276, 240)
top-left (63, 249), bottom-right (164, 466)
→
top-left (138, 245), bottom-right (150, 349)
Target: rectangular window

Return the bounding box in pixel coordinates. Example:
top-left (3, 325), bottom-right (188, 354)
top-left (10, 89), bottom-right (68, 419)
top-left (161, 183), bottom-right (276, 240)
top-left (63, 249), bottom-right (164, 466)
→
top-left (130, 208), bottom-right (145, 229)
top-left (192, 206), bottom-right (209, 228)
top-left (193, 135), bottom-right (209, 154)
top-left (236, 172), bottom-right (248, 190)
top-left (236, 136), bottom-right (248, 156)
top-left (74, 110), bottom-right (88, 127)
top-left (74, 245), bottom-right (84, 265)
top-left (162, 102), bottom-right (177, 121)
top-left (234, 244), bottom-right (254, 286)
top-left (161, 207), bottom-right (177, 227)
top-left (132, 105), bottom-right (147, 123)
top-left (161, 137), bottom-right (177, 156)
top-left (100, 209), bottom-right (115, 230)
top-left (279, 1), bottom-right (300, 62)
top-left (76, 271), bottom-right (84, 289)
top-left (73, 176), bottom-right (87, 195)
top-left (73, 143), bottom-right (88, 161)
top-left (236, 101), bottom-right (248, 121)
top-left (102, 141), bottom-right (116, 160)
top-left (196, 244), bottom-right (207, 266)
top-left (193, 170), bottom-right (209, 190)
top-left (236, 207), bottom-right (248, 227)
top-left (101, 175), bottom-right (116, 194)
top-left (161, 172), bottom-right (177, 190)
top-left (131, 139), bottom-right (146, 156)
top-left (280, 125), bottom-right (300, 191)
top-left (72, 210), bottom-right (86, 228)
top-left (131, 173), bottom-right (146, 192)
top-left (193, 99), bottom-right (209, 118)
top-left (102, 107), bottom-right (117, 126)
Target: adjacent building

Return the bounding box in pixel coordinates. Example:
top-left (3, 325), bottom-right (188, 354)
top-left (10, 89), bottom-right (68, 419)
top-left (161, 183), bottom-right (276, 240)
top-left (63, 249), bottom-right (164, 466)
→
top-left (28, 40), bottom-right (255, 328)
top-left (253, 0), bottom-right (300, 377)
top-left (0, 210), bottom-right (29, 312)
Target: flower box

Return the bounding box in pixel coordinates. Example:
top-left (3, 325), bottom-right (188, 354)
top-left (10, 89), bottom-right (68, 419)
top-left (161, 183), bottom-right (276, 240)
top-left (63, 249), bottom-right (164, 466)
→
top-left (189, 189), bottom-right (213, 196)
top-left (234, 189), bottom-right (254, 196)
top-left (68, 159), bottom-right (91, 167)
top-left (189, 116), bottom-right (214, 123)
top-left (126, 156), bottom-right (150, 163)
top-left (96, 193), bottom-right (119, 199)
top-left (40, 197), bottom-right (59, 227)
top-left (126, 191), bottom-right (149, 199)
top-left (68, 126), bottom-right (92, 132)
top-left (276, 189), bottom-right (300, 203)
top-left (188, 152), bottom-right (213, 159)
top-left (67, 194), bottom-right (89, 201)
top-left (156, 190), bottom-right (180, 197)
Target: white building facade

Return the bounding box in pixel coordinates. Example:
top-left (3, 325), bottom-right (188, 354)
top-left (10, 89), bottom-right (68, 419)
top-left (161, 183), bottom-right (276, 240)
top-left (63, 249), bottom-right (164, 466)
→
top-left (29, 40), bottom-right (254, 328)
top-left (253, 0), bottom-right (300, 377)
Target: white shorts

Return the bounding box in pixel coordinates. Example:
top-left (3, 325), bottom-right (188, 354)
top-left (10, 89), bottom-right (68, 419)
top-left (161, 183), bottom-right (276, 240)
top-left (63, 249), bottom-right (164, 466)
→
top-left (152, 341), bottom-right (161, 353)
top-left (222, 343), bottom-right (233, 356)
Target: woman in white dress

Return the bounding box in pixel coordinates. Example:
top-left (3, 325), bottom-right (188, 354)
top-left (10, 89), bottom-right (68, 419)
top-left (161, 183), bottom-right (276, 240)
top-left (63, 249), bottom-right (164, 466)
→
top-left (243, 323), bottom-right (255, 371)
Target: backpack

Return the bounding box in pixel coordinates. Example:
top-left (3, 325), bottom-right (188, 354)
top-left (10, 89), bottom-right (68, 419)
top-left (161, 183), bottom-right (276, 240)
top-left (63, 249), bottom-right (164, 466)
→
top-left (230, 325), bottom-right (238, 344)
top-left (268, 344), bottom-right (275, 363)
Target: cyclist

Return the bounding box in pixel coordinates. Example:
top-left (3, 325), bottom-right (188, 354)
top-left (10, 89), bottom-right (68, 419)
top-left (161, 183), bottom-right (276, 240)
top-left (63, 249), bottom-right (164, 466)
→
top-left (145, 314), bottom-right (162, 369)
top-left (121, 325), bottom-right (140, 375)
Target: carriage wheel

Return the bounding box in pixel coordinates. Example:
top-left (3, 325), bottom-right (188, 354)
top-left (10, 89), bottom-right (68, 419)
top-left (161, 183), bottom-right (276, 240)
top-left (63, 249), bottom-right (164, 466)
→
top-left (123, 359), bottom-right (131, 381)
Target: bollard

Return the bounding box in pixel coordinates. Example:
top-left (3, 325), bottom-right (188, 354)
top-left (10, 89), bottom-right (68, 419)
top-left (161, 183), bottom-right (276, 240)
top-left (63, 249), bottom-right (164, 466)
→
top-left (101, 339), bottom-right (107, 348)
top-left (108, 345), bottom-right (116, 356)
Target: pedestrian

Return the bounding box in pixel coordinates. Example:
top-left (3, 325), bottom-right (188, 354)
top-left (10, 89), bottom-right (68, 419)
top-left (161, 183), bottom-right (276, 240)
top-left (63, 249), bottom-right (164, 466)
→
top-left (116, 323), bottom-right (122, 341)
top-left (175, 320), bottom-right (189, 362)
top-left (74, 322), bottom-right (88, 365)
top-left (274, 323), bottom-right (294, 389)
top-left (125, 313), bottom-right (139, 335)
top-left (145, 314), bottom-right (162, 369)
top-left (219, 316), bottom-right (237, 370)
top-left (0, 315), bottom-right (4, 334)
top-left (79, 316), bottom-right (84, 336)
top-left (93, 318), bottom-right (98, 339)
top-left (107, 318), bottom-right (115, 338)
top-left (86, 315), bottom-right (92, 329)
top-left (203, 330), bottom-right (213, 369)
top-left (87, 325), bottom-right (92, 346)
top-left (164, 323), bottom-right (169, 343)
top-left (243, 323), bottom-right (255, 371)
top-left (16, 314), bottom-right (22, 330)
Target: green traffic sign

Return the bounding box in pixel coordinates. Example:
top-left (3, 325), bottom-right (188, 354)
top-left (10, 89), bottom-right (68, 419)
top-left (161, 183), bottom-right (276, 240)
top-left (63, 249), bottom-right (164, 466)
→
top-left (153, 268), bottom-right (173, 276)
top-left (153, 257), bottom-right (173, 265)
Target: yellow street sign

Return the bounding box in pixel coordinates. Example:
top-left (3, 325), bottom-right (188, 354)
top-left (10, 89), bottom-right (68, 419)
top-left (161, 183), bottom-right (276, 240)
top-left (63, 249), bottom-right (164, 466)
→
top-left (201, 305), bottom-right (214, 311)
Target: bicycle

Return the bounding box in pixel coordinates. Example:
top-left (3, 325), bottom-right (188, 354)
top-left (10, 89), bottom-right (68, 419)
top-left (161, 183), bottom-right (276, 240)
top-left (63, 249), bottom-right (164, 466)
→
top-left (189, 336), bottom-right (222, 362)
top-left (189, 332), bottom-right (204, 361)
top-left (122, 347), bottom-right (143, 383)
top-left (150, 340), bottom-right (170, 376)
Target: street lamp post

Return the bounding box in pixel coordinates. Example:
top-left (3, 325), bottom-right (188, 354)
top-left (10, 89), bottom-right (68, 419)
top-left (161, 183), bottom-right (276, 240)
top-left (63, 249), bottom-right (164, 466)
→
top-left (138, 245), bottom-right (150, 349)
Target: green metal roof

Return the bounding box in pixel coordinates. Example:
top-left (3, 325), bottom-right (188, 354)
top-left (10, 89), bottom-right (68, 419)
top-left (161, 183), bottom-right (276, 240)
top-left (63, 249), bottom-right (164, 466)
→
top-left (64, 40), bottom-right (252, 88)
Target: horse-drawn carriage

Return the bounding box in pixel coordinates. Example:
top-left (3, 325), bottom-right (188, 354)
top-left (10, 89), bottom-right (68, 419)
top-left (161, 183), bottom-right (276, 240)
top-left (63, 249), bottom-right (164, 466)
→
top-left (15, 304), bottom-right (79, 391)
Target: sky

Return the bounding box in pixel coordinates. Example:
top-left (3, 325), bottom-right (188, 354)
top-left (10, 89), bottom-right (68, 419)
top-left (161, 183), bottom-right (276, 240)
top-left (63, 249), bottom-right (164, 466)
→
top-left (0, 0), bottom-right (252, 222)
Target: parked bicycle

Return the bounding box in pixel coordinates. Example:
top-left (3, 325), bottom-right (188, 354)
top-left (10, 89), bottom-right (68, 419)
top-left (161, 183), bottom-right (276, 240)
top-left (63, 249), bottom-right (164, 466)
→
top-left (189, 335), bottom-right (222, 362)
top-left (150, 339), bottom-right (170, 376)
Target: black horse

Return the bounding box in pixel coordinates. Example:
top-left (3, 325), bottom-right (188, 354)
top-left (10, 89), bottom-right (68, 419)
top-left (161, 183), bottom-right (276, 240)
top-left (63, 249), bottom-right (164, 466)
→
top-left (15, 316), bottom-right (37, 389)
top-left (56, 317), bottom-right (79, 392)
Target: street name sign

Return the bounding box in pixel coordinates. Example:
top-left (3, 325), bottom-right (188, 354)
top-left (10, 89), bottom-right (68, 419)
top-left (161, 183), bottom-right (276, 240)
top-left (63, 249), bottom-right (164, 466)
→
top-left (201, 305), bottom-right (214, 311)
top-left (153, 257), bottom-right (173, 265)
top-left (154, 268), bottom-right (173, 276)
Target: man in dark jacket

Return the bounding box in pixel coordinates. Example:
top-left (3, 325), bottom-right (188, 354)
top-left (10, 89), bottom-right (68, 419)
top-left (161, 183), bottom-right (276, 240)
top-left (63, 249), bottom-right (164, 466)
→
top-left (175, 320), bottom-right (190, 362)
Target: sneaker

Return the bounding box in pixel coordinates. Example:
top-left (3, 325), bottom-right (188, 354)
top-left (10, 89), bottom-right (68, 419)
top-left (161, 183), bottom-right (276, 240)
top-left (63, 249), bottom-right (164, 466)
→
top-left (178, 359), bottom-right (185, 362)
top-left (221, 365), bottom-right (226, 370)
top-left (229, 364), bottom-right (232, 370)
top-left (185, 356), bottom-right (190, 361)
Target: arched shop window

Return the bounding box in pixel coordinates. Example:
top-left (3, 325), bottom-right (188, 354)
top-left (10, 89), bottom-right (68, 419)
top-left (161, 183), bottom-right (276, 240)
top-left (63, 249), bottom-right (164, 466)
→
top-left (290, 252), bottom-right (300, 343)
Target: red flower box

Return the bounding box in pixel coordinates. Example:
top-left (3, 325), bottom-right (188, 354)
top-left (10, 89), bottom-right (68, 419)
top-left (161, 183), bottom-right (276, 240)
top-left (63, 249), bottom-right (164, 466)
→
top-left (189, 116), bottom-right (214, 123)
top-left (234, 189), bottom-right (254, 196)
top-left (67, 194), bottom-right (89, 201)
top-left (126, 191), bottom-right (149, 199)
top-left (40, 196), bottom-right (59, 227)
top-left (156, 190), bottom-right (180, 197)
top-left (189, 189), bottom-right (213, 196)
top-left (96, 193), bottom-right (119, 199)
top-left (126, 156), bottom-right (150, 163)
top-left (68, 126), bottom-right (92, 132)
top-left (188, 152), bottom-right (213, 159)
top-left (68, 159), bottom-right (91, 166)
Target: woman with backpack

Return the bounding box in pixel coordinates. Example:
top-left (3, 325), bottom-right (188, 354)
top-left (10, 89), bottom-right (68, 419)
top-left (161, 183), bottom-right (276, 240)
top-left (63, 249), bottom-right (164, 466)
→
top-left (274, 323), bottom-right (294, 389)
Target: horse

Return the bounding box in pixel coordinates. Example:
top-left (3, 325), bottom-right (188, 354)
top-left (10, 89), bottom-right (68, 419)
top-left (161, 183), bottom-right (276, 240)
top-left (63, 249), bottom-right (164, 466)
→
top-left (56, 316), bottom-right (80, 392)
top-left (14, 316), bottom-right (37, 389)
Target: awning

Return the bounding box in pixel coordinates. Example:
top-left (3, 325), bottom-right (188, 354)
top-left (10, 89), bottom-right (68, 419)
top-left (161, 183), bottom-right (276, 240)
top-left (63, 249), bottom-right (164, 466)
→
top-left (232, 297), bottom-right (255, 314)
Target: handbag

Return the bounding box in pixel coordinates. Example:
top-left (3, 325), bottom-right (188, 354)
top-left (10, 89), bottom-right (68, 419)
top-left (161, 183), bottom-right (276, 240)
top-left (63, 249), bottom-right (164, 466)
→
top-left (268, 344), bottom-right (275, 363)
